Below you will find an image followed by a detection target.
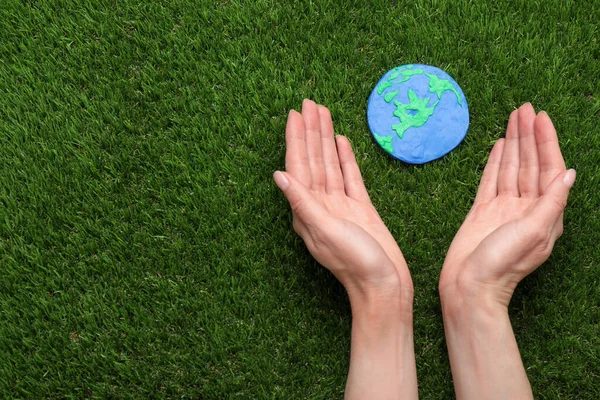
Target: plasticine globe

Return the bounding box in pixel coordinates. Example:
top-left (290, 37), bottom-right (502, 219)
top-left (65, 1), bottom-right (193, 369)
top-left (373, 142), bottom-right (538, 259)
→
top-left (367, 64), bottom-right (469, 164)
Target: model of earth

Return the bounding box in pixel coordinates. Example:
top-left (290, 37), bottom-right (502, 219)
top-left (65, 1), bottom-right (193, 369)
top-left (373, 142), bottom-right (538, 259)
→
top-left (367, 64), bottom-right (469, 164)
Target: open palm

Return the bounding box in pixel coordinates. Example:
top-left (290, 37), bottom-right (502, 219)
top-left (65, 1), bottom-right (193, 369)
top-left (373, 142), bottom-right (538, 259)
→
top-left (441, 103), bottom-right (575, 306)
top-left (274, 99), bottom-right (411, 295)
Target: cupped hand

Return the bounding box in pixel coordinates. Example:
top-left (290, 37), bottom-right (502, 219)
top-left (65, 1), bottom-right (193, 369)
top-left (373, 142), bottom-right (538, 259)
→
top-left (274, 99), bottom-right (412, 300)
top-left (440, 103), bottom-right (575, 307)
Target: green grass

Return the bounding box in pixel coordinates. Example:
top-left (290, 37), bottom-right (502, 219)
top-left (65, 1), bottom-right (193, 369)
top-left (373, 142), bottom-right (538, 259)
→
top-left (0, 0), bottom-right (599, 397)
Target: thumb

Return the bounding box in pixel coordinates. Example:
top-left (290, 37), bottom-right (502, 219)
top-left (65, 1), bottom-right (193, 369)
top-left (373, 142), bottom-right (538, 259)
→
top-left (273, 171), bottom-right (329, 226)
top-left (530, 169), bottom-right (576, 224)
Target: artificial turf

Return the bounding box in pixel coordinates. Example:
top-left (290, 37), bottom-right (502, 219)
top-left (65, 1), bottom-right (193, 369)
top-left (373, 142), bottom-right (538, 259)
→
top-left (0, 0), bottom-right (599, 398)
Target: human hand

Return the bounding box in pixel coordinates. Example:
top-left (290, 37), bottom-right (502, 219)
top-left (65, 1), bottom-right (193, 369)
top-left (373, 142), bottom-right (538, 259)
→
top-left (275, 99), bottom-right (418, 399)
top-left (274, 99), bottom-right (412, 304)
top-left (440, 103), bottom-right (575, 308)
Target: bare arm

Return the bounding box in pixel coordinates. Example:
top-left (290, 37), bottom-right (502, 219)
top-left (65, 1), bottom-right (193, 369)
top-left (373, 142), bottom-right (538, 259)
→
top-left (440, 103), bottom-right (575, 399)
top-left (274, 99), bottom-right (418, 399)
top-left (346, 286), bottom-right (416, 399)
top-left (441, 288), bottom-right (533, 399)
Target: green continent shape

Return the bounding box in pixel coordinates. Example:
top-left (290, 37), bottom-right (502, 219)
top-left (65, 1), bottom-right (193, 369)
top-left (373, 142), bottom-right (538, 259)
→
top-left (373, 133), bottom-right (394, 154)
top-left (384, 90), bottom-right (398, 103)
top-left (388, 64), bottom-right (416, 80)
top-left (391, 89), bottom-right (437, 139)
top-left (388, 67), bottom-right (404, 80)
top-left (377, 81), bottom-right (393, 95)
top-left (426, 73), bottom-right (462, 105)
top-left (377, 66), bottom-right (424, 100)
top-left (389, 68), bottom-right (424, 83)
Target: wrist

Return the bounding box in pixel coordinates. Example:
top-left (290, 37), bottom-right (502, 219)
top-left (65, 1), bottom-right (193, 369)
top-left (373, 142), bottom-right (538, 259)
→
top-left (346, 281), bottom-right (418, 400)
top-left (346, 270), bottom-right (413, 323)
top-left (439, 261), bottom-right (517, 312)
top-left (440, 274), bottom-right (533, 400)
top-left (440, 284), bottom-right (508, 323)
top-left (345, 272), bottom-right (417, 400)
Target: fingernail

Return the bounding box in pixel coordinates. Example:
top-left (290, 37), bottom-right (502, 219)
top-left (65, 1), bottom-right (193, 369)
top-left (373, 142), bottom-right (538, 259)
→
top-left (563, 169), bottom-right (576, 188)
top-left (273, 171), bottom-right (289, 190)
top-left (539, 110), bottom-right (548, 116)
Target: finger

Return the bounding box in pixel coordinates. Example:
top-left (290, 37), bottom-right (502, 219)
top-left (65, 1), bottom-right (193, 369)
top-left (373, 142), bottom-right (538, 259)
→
top-left (335, 136), bottom-right (371, 202)
top-left (498, 109), bottom-right (520, 196)
top-left (535, 111), bottom-right (566, 194)
top-left (474, 138), bottom-right (505, 204)
top-left (302, 99), bottom-right (326, 192)
top-left (527, 169), bottom-right (576, 229)
top-left (517, 103), bottom-right (540, 198)
top-left (285, 109), bottom-right (311, 186)
top-left (551, 211), bottom-right (565, 242)
top-left (273, 171), bottom-right (330, 227)
top-left (318, 105), bottom-right (344, 194)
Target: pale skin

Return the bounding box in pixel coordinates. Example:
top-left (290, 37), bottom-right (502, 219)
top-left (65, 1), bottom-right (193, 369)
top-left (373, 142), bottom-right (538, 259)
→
top-left (440, 102), bottom-right (575, 399)
top-left (274, 100), bottom-right (574, 399)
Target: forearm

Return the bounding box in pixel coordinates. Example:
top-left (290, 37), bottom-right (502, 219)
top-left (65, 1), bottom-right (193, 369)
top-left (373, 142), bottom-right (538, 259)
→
top-left (345, 288), bottom-right (418, 400)
top-left (440, 290), bottom-right (533, 400)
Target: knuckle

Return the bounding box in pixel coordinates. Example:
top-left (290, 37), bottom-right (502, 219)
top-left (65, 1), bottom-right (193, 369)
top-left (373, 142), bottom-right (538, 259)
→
top-left (530, 228), bottom-right (554, 256)
top-left (289, 197), bottom-right (304, 214)
top-left (541, 242), bottom-right (554, 259)
top-left (531, 228), bottom-right (549, 246)
top-left (292, 219), bottom-right (303, 235)
top-left (548, 196), bottom-right (567, 211)
top-left (499, 161), bottom-right (519, 171)
top-left (480, 176), bottom-right (492, 187)
top-left (306, 225), bottom-right (328, 253)
top-left (555, 224), bottom-right (564, 238)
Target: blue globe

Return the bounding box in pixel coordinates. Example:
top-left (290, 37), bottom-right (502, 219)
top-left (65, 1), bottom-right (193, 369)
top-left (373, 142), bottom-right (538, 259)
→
top-left (367, 64), bottom-right (469, 164)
